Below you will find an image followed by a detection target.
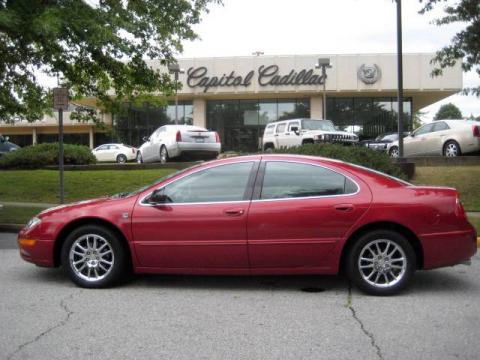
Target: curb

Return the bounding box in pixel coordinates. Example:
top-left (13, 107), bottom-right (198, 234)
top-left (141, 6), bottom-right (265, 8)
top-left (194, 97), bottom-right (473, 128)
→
top-left (0, 224), bottom-right (23, 233)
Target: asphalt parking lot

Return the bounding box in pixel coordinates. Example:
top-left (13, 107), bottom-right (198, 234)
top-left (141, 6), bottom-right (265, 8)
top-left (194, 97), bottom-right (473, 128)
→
top-left (1, 233), bottom-right (479, 360)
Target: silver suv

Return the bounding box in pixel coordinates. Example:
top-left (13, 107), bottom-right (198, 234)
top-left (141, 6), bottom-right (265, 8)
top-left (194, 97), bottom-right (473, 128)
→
top-left (262, 118), bottom-right (358, 151)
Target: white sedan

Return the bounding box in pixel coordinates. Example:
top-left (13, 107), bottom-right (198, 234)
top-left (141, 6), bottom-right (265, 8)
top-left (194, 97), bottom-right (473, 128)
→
top-left (137, 125), bottom-right (221, 164)
top-left (92, 143), bottom-right (138, 163)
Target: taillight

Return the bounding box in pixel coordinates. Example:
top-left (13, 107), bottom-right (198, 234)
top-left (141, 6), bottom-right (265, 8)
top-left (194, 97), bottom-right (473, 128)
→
top-left (472, 125), bottom-right (480, 137)
top-left (176, 130), bottom-right (182, 142)
top-left (455, 196), bottom-right (466, 219)
top-left (214, 132), bottom-right (220, 143)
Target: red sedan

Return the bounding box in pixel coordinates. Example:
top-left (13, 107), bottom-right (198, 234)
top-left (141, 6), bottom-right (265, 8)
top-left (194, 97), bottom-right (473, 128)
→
top-left (17, 155), bottom-right (476, 295)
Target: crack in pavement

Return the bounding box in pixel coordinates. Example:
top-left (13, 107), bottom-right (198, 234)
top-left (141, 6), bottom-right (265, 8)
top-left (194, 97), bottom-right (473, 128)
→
top-left (346, 284), bottom-right (384, 360)
top-left (6, 290), bottom-right (80, 360)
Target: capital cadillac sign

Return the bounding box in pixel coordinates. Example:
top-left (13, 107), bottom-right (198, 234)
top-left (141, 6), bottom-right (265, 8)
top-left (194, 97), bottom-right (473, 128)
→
top-left (186, 65), bottom-right (326, 93)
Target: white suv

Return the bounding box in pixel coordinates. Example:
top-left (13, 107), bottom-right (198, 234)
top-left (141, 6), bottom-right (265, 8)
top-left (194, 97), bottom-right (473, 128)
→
top-left (137, 125), bottom-right (221, 163)
top-left (262, 118), bottom-right (359, 151)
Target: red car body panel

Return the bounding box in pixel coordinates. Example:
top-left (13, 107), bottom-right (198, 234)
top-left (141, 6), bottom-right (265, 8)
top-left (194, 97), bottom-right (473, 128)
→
top-left (17, 154), bottom-right (477, 276)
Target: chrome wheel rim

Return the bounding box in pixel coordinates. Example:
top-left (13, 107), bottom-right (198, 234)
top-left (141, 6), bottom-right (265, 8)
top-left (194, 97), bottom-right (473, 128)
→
top-left (445, 143), bottom-right (458, 157)
top-left (358, 239), bottom-right (407, 288)
top-left (69, 234), bottom-right (114, 282)
top-left (118, 155), bottom-right (126, 163)
top-left (390, 148), bottom-right (399, 158)
top-left (160, 148), bottom-right (167, 163)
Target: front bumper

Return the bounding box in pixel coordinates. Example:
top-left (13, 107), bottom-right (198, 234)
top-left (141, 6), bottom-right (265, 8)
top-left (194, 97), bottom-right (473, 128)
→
top-left (17, 229), bottom-right (55, 267)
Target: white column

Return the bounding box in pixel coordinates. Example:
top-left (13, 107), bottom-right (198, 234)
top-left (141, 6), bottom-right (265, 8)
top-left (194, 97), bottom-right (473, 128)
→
top-left (310, 96), bottom-right (324, 119)
top-left (193, 98), bottom-right (206, 128)
top-left (89, 127), bottom-right (94, 149)
top-left (32, 128), bottom-right (37, 145)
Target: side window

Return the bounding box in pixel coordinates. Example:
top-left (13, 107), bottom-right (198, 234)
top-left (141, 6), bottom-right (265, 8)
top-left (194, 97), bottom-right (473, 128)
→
top-left (160, 162), bottom-right (255, 203)
top-left (433, 122), bottom-right (449, 132)
top-left (288, 122), bottom-right (300, 131)
top-left (264, 125), bottom-right (275, 136)
top-left (97, 145), bottom-right (108, 151)
top-left (276, 123), bottom-right (286, 134)
top-left (109, 145), bottom-right (119, 150)
top-left (260, 162), bottom-right (357, 200)
top-left (414, 123), bottom-right (434, 136)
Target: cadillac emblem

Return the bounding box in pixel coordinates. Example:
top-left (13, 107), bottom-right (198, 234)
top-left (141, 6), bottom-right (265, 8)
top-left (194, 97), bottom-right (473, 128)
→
top-left (358, 64), bottom-right (381, 84)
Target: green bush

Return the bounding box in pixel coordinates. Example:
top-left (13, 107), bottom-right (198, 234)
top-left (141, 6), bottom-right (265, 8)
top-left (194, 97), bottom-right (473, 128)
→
top-left (0, 143), bottom-right (96, 169)
top-left (272, 143), bottom-right (406, 179)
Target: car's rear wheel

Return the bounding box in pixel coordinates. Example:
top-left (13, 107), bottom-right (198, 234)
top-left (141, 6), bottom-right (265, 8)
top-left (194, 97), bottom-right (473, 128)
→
top-left (443, 140), bottom-right (461, 157)
top-left (160, 146), bottom-right (169, 164)
top-left (389, 146), bottom-right (399, 158)
top-left (346, 230), bottom-right (416, 296)
top-left (116, 154), bottom-right (127, 164)
top-left (61, 225), bottom-right (128, 288)
top-left (136, 152), bottom-right (143, 163)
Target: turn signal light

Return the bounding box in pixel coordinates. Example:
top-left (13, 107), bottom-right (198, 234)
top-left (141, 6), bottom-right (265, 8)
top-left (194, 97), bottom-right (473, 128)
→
top-left (176, 130), bottom-right (182, 142)
top-left (18, 239), bottom-right (37, 246)
top-left (215, 132), bottom-right (220, 143)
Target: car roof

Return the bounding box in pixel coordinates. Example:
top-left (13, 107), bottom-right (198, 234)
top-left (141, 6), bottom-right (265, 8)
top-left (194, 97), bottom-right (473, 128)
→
top-left (268, 118), bottom-right (332, 124)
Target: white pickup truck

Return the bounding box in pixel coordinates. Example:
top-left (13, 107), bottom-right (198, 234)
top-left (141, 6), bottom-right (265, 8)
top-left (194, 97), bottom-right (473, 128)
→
top-left (262, 118), bottom-right (359, 151)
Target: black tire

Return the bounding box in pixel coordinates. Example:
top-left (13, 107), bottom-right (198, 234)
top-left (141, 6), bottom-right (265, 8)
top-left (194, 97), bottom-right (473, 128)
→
top-left (443, 140), bottom-right (461, 157)
top-left (116, 154), bottom-right (127, 164)
top-left (264, 144), bottom-right (274, 153)
top-left (302, 139), bottom-right (314, 145)
top-left (61, 224), bottom-right (128, 288)
top-left (389, 146), bottom-right (399, 158)
top-left (136, 152), bottom-right (143, 163)
top-left (160, 145), bottom-right (169, 164)
top-left (346, 230), bottom-right (416, 296)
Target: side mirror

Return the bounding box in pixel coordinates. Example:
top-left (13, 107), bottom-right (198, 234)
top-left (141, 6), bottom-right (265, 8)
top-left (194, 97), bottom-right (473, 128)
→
top-left (142, 136), bottom-right (150, 142)
top-left (291, 126), bottom-right (300, 135)
top-left (148, 188), bottom-right (172, 204)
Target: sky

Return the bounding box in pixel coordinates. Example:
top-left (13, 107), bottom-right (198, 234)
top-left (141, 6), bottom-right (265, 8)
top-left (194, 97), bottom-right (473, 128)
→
top-left (179, 0), bottom-right (479, 122)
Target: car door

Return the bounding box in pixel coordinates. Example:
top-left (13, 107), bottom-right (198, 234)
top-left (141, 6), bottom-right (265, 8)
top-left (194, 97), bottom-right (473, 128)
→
top-left (273, 123), bottom-right (287, 148)
top-left (106, 145), bottom-right (120, 161)
top-left (247, 160), bottom-right (372, 271)
top-left (142, 128), bottom-right (161, 162)
top-left (282, 121), bottom-right (301, 147)
top-left (93, 145), bottom-right (109, 161)
top-left (132, 160), bottom-right (259, 270)
top-left (404, 123), bottom-right (434, 156)
top-left (425, 121), bottom-right (450, 155)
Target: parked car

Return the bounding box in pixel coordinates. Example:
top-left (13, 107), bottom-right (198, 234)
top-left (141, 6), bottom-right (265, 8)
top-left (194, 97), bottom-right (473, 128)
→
top-left (361, 132), bottom-right (409, 157)
top-left (137, 125), bottom-right (221, 164)
top-left (0, 135), bottom-right (20, 157)
top-left (92, 143), bottom-right (138, 163)
top-left (262, 119), bottom-right (358, 151)
top-left (389, 120), bottom-right (480, 157)
top-left (17, 155), bottom-right (476, 295)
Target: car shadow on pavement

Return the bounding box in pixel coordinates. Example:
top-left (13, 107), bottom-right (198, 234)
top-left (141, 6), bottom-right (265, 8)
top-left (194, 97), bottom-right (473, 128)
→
top-left (406, 267), bottom-right (479, 294)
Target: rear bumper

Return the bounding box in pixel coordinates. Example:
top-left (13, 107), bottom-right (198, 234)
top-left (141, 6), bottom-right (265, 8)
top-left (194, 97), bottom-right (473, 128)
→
top-left (421, 227), bottom-right (477, 269)
top-left (168, 142), bottom-right (221, 158)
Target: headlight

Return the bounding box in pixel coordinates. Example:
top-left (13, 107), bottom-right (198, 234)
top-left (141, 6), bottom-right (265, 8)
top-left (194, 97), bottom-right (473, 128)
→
top-left (25, 217), bottom-right (41, 230)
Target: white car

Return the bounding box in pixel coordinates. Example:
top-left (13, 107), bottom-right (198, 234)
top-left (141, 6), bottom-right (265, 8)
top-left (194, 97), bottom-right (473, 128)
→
top-left (262, 118), bottom-right (358, 151)
top-left (92, 143), bottom-right (138, 163)
top-left (137, 125), bottom-right (221, 164)
top-left (389, 120), bottom-right (480, 157)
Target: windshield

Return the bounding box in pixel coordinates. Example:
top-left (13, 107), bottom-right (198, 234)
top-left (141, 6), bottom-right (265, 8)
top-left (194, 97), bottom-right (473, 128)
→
top-left (301, 119), bottom-right (336, 131)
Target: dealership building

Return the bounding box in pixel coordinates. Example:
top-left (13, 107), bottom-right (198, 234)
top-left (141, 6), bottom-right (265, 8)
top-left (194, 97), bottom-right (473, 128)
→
top-left (0, 53), bottom-right (462, 152)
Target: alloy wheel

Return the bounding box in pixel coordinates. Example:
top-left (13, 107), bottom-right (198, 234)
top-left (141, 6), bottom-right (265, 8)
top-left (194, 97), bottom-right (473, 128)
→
top-left (444, 142), bottom-right (459, 157)
top-left (357, 239), bottom-right (407, 288)
top-left (389, 147), bottom-right (399, 158)
top-left (69, 234), bottom-right (115, 282)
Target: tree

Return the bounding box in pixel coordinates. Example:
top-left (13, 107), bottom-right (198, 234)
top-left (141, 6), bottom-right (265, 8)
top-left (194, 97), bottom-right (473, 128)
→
top-left (419, 0), bottom-right (480, 96)
top-left (434, 103), bottom-right (463, 120)
top-left (0, 0), bottom-right (220, 122)
top-left (412, 110), bottom-right (426, 129)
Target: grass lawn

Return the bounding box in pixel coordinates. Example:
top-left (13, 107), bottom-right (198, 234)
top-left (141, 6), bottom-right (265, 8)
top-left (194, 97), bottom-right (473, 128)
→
top-left (0, 206), bottom-right (43, 224)
top-left (0, 169), bottom-right (176, 204)
top-left (412, 166), bottom-right (480, 211)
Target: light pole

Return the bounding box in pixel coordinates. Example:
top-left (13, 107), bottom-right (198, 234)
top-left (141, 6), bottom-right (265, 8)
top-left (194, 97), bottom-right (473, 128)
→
top-left (396, 0), bottom-right (404, 158)
top-left (167, 63), bottom-right (185, 125)
top-left (315, 58), bottom-right (331, 119)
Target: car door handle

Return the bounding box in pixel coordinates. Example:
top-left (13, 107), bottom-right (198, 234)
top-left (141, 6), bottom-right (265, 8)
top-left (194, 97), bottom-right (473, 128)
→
top-left (334, 204), bottom-right (355, 212)
top-left (224, 209), bottom-right (245, 216)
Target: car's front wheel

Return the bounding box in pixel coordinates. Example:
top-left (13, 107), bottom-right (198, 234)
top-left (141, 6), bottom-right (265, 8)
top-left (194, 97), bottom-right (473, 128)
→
top-left (61, 225), bottom-right (128, 288)
top-left (346, 230), bottom-right (416, 296)
top-left (389, 146), bottom-right (399, 158)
